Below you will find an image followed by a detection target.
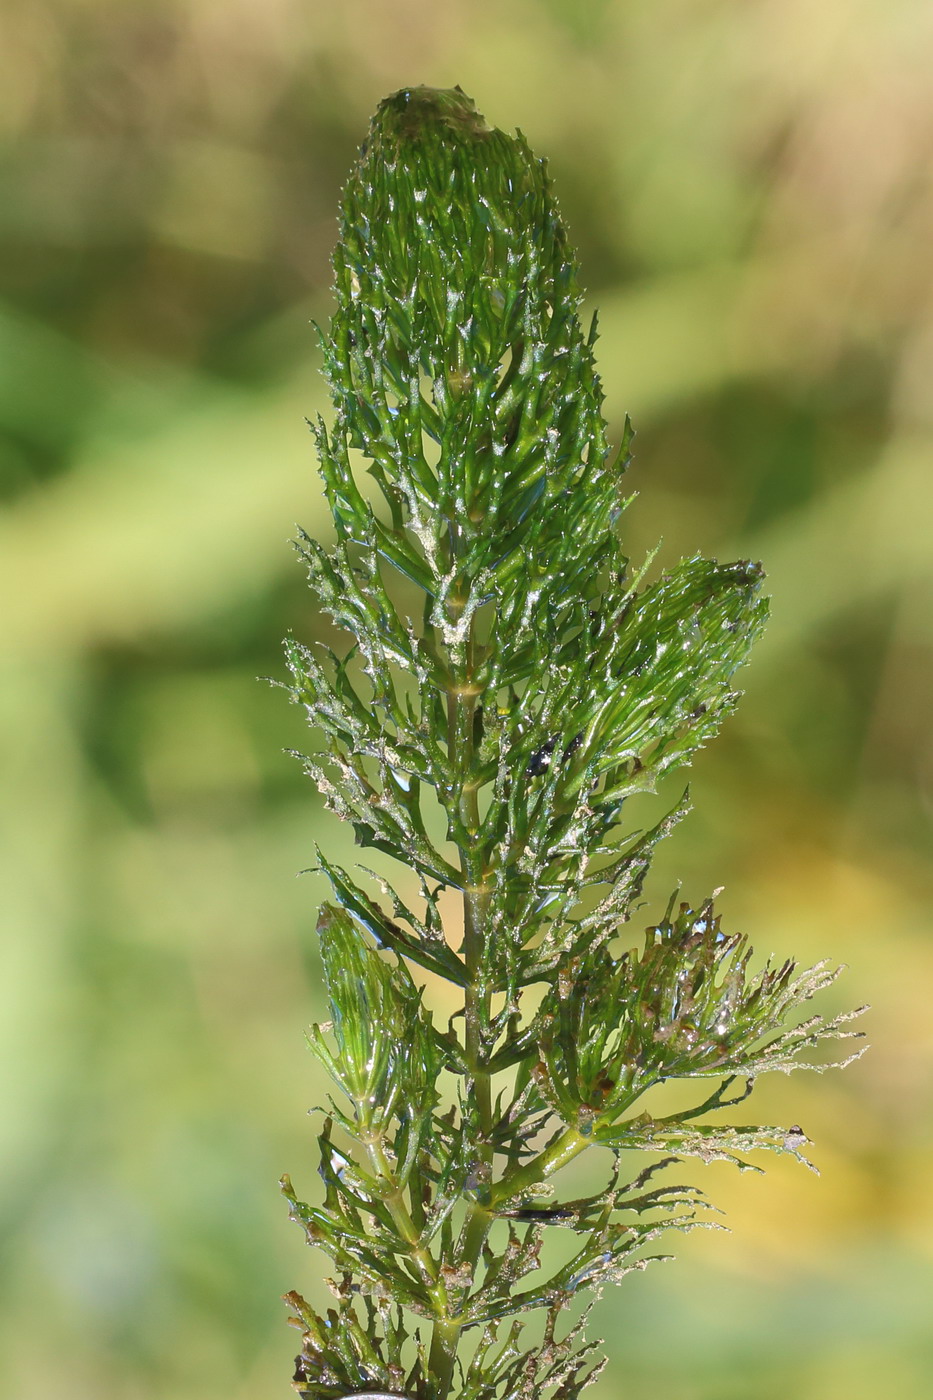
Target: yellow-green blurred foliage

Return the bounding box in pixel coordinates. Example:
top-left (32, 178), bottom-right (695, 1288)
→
top-left (2, 2), bottom-right (932, 1397)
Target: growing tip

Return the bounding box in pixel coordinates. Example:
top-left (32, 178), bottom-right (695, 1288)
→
top-left (365, 84), bottom-right (492, 152)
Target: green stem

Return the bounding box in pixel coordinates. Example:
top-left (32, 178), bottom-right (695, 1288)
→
top-left (428, 597), bottom-right (495, 1400)
top-left (489, 1124), bottom-right (590, 1208)
top-left (364, 1131), bottom-right (450, 1313)
top-left (491, 1080), bottom-right (653, 1208)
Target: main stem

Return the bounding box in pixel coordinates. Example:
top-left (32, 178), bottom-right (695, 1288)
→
top-left (427, 593), bottom-right (495, 1400)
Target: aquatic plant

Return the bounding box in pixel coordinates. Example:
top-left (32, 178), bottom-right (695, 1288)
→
top-left (279, 86), bottom-right (863, 1400)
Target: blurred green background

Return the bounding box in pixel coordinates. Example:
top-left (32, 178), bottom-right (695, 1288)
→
top-left (2, 1), bottom-right (932, 1397)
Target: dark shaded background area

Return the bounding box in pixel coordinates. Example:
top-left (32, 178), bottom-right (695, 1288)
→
top-left (2, 2), bottom-right (932, 1397)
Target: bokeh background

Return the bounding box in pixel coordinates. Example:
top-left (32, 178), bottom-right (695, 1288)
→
top-left (2, 1), bottom-right (932, 1397)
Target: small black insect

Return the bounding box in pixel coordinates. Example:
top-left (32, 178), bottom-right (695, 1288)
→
top-left (526, 735), bottom-right (558, 776)
top-left (501, 1205), bottom-right (576, 1222)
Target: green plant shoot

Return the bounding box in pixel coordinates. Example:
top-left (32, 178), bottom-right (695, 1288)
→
top-left (279, 86), bottom-right (864, 1400)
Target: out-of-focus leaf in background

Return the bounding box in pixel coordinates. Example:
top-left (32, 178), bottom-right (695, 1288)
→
top-left (1, 2), bottom-right (932, 1397)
